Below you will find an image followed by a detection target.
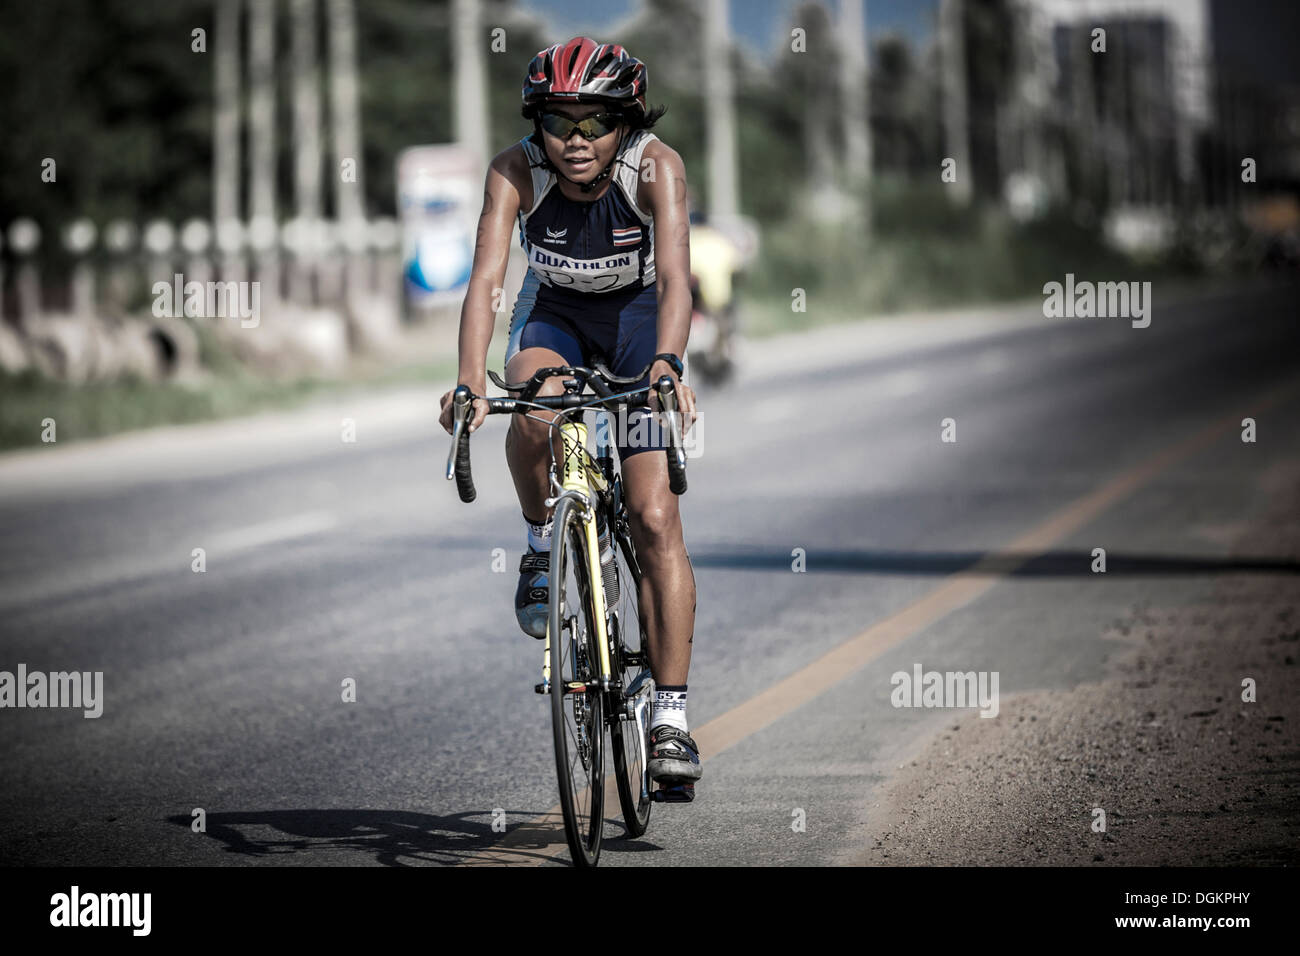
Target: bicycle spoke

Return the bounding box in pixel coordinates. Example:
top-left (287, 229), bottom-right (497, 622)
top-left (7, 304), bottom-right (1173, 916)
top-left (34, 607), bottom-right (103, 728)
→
top-left (609, 501), bottom-right (653, 836)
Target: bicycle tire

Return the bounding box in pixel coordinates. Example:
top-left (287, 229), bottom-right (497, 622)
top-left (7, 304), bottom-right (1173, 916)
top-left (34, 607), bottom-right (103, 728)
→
top-left (609, 509), bottom-right (653, 837)
top-left (549, 496), bottom-right (606, 867)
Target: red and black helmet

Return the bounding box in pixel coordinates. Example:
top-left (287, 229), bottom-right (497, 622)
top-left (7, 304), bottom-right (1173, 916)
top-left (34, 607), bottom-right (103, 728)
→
top-left (522, 37), bottom-right (648, 123)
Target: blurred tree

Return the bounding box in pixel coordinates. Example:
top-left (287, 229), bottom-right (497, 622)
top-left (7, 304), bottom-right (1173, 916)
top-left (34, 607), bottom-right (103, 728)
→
top-left (213, 0), bottom-right (240, 231)
top-left (249, 0), bottom-right (277, 226)
top-left (788, 1), bottom-right (844, 219)
top-left (961, 0), bottom-right (1016, 201)
top-left (483, 2), bottom-right (551, 158)
top-left (616, 0), bottom-right (707, 201)
top-left (0, 0), bottom-right (213, 240)
top-left (327, 0), bottom-right (363, 222)
top-left (0, 0), bottom-right (893, 245)
top-left (872, 35), bottom-right (925, 176)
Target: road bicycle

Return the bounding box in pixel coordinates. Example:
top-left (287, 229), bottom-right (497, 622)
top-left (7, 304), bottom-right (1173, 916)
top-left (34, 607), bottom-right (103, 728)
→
top-left (445, 359), bottom-right (689, 866)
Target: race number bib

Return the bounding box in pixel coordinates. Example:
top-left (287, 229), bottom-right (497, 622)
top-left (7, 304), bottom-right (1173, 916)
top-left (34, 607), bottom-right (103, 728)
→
top-left (528, 246), bottom-right (642, 294)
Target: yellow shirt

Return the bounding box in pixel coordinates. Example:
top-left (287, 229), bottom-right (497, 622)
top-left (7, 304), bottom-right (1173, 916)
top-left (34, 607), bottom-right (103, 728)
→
top-left (688, 225), bottom-right (737, 312)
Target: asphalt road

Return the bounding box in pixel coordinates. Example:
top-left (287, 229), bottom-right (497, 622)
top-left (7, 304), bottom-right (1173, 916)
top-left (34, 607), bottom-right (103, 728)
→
top-left (1, 280), bottom-right (1296, 866)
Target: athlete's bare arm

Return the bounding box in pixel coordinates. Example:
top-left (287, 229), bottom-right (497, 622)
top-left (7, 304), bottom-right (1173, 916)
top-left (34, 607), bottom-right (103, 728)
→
top-left (638, 139), bottom-right (697, 425)
top-left (439, 145), bottom-right (531, 434)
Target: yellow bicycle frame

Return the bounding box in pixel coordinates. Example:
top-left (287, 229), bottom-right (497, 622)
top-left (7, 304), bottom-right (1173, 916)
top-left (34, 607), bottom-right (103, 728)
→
top-left (543, 420), bottom-right (612, 687)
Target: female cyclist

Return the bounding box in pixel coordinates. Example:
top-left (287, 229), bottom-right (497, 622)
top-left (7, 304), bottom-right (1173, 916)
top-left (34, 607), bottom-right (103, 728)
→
top-left (438, 37), bottom-right (702, 790)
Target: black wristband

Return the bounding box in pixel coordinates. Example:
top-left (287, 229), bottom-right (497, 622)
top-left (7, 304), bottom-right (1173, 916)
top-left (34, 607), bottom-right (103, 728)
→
top-left (653, 352), bottom-right (684, 377)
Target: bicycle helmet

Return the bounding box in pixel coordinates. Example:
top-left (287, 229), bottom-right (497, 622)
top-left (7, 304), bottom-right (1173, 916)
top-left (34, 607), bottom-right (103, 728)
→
top-left (521, 37), bottom-right (649, 193)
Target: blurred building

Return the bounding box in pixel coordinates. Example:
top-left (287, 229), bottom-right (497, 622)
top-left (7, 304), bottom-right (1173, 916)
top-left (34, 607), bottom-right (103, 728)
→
top-left (1037, 0), bottom-right (1210, 207)
top-left (945, 0), bottom-right (1213, 213)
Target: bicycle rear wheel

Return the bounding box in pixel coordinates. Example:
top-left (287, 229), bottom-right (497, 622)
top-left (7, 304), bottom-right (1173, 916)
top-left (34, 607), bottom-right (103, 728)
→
top-left (609, 510), bottom-right (653, 837)
top-left (549, 497), bottom-right (605, 867)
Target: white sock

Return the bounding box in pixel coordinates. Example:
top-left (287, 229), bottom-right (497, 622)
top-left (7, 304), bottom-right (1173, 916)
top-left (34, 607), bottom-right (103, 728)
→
top-left (652, 685), bottom-right (688, 733)
top-left (525, 512), bottom-right (553, 553)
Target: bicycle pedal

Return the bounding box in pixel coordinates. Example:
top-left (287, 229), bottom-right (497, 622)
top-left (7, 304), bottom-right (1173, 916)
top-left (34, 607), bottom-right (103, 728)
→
top-left (534, 682), bottom-right (549, 695)
top-left (653, 782), bottom-right (695, 803)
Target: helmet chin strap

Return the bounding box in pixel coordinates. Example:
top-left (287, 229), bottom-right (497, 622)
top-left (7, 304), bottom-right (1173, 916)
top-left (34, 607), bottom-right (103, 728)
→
top-left (575, 151), bottom-right (618, 193)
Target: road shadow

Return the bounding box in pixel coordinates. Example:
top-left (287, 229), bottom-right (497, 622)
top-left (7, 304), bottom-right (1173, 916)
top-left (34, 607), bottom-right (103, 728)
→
top-left (684, 548), bottom-right (1300, 577)
top-left (167, 808), bottom-right (660, 866)
top-left (372, 535), bottom-right (1300, 578)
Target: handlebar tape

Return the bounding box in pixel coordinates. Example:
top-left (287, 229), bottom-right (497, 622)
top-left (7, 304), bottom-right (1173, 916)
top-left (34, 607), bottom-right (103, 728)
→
top-left (452, 387), bottom-right (477, 503)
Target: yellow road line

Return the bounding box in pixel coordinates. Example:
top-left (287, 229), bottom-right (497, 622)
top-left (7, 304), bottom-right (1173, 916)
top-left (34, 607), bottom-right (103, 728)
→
top-left (458, 381), bottom-right (1296, 866)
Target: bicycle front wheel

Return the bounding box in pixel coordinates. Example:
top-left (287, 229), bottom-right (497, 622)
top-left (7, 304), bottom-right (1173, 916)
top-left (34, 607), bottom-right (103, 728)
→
top-left (549, 497), bottom-right (606, 867)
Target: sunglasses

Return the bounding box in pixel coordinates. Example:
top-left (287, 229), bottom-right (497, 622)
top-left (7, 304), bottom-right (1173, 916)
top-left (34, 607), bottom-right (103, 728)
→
top-left (540, 111), bottom-right (623, 141)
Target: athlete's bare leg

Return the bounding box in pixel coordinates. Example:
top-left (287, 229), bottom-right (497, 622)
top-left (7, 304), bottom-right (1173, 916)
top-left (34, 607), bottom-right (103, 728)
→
top-left (504, 346), bottom-right (569, 522)
top-left (619, 447), bottom-right (695, 687)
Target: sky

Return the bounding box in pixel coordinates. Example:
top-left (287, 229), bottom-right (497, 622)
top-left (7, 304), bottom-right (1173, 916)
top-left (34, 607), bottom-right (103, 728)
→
top-left (523, 0), bottom-right (940, 53)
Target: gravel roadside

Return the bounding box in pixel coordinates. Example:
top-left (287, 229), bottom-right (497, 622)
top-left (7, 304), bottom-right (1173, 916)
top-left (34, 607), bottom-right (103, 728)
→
top-left (844, 462), bottom-right (1300, 866)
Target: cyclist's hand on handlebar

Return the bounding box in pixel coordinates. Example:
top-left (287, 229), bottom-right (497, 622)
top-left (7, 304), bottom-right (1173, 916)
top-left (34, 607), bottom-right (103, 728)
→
top-left (648, 360), bottom-right (698, 433)
top-left (438, 381), bottom-right (489, 435)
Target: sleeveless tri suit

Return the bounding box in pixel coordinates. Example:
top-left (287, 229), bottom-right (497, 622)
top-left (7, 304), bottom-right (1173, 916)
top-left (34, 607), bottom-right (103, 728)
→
top-left (506, 128), bottom-right (670, 459)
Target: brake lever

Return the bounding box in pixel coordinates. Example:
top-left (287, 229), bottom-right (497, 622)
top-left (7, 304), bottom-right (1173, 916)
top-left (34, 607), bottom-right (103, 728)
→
top-left (655, 375), bottom-right (688, 495)
top-left (655, 375), bottom-right (685, 440)
top-left (446, 386), bottom-right (472, 480)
